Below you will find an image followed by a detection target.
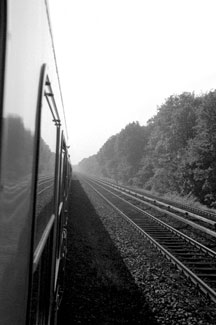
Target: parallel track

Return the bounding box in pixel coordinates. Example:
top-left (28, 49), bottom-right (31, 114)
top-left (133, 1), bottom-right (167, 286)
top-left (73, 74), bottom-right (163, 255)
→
top-left (104, 179), bottom-right (216, 222)
top-left (89, 177), bottom-right (216, 236)
top-left (37, 176), bottom-right (54, 195)
top-left (81, 175), bottom-right (216, 303)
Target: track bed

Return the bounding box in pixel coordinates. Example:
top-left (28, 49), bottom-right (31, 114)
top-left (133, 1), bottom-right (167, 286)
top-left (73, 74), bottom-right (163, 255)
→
top-left (58, 177), bottom-right (216, 324)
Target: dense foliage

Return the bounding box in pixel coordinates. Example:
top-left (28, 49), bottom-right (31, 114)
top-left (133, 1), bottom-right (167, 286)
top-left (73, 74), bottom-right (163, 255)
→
top-left (78, 90), bottom-right (216, 206)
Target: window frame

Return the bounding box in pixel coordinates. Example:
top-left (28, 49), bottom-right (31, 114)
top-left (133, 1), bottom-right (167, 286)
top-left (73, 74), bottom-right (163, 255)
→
top-left (28, 64), bottom-right (61, 324)
top-left (33, 66), bottom-right (60, 269)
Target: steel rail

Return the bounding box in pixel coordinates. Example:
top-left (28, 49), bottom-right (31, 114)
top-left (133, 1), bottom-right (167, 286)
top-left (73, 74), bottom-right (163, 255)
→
top-left (121, 188), bottom-right (216, 226)
top-left (89, 176), bottom-right (216, 235)
top-left (37, 177), bottom-right (54, 186)
top-left (37, 184), bottom-right (54, 195)
top-left (95, 177), bottom-right (216, 224)
top-left (82, 177), bottom-right (216, 303)
top-left (86, 177), bottom-right (216, 256)
top-left (96, 177), bottom-right (216, 220)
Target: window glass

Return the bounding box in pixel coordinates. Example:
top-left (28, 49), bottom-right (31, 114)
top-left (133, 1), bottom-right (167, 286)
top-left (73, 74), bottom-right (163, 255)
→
top-left (59, 147), bottom-right (65, 202)
top-left (34, 98), bottom-right (57, 249)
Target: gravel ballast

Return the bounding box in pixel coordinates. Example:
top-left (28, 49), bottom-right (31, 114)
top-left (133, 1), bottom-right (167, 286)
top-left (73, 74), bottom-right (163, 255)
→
top-left (58, 178), bottom-right (216, 324)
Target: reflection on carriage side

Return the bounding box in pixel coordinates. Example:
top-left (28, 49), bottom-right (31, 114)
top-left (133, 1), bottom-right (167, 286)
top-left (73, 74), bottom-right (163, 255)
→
top-left (34, 97), bottom-right (57, 250)
top-left (0, 115), bottom-right (35, 324)
top-left (0, 2), bottom-right (72, 323)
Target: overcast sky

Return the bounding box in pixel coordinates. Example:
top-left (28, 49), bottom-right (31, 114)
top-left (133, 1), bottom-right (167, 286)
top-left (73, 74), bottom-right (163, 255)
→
top-left (49, 0), bottom-right (216, 165)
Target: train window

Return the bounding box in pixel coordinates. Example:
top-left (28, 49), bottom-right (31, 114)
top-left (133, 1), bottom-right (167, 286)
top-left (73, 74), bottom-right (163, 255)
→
top-left (34, 95), bottom-right (57, 250)
top-left (59, 136), bottom-right (67, 202)
top-left (54, 134), bottom-right (68, 299)
top-left (29, 70), bottom-right (61, 324)
top-left (55, 135), bottom-right (66, 260)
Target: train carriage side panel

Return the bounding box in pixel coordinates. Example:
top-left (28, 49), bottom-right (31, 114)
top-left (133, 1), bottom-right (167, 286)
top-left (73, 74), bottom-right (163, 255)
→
top-left (0, 0), bottom-right (66, 324)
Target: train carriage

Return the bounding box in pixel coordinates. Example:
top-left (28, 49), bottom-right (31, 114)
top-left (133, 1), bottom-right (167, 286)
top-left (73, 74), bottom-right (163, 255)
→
top-left (0, 0), bottom-right (71, 324)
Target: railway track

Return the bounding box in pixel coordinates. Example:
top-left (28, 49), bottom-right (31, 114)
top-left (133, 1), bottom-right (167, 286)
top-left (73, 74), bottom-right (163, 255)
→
top-left (87, 176), bottom-right (216, 238)
top-left (37, 175), bottom-right (54, 195)
top-left (98, 178), bottom-right (216, 222)
top-left (80, 175), bottom-right (216, 303)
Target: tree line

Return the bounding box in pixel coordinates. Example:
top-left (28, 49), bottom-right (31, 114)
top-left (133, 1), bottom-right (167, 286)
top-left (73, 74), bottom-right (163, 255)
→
top-left (3, 115), bottom-right (55, 181)
top-left (77, 90), bottom-right (216, 207)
